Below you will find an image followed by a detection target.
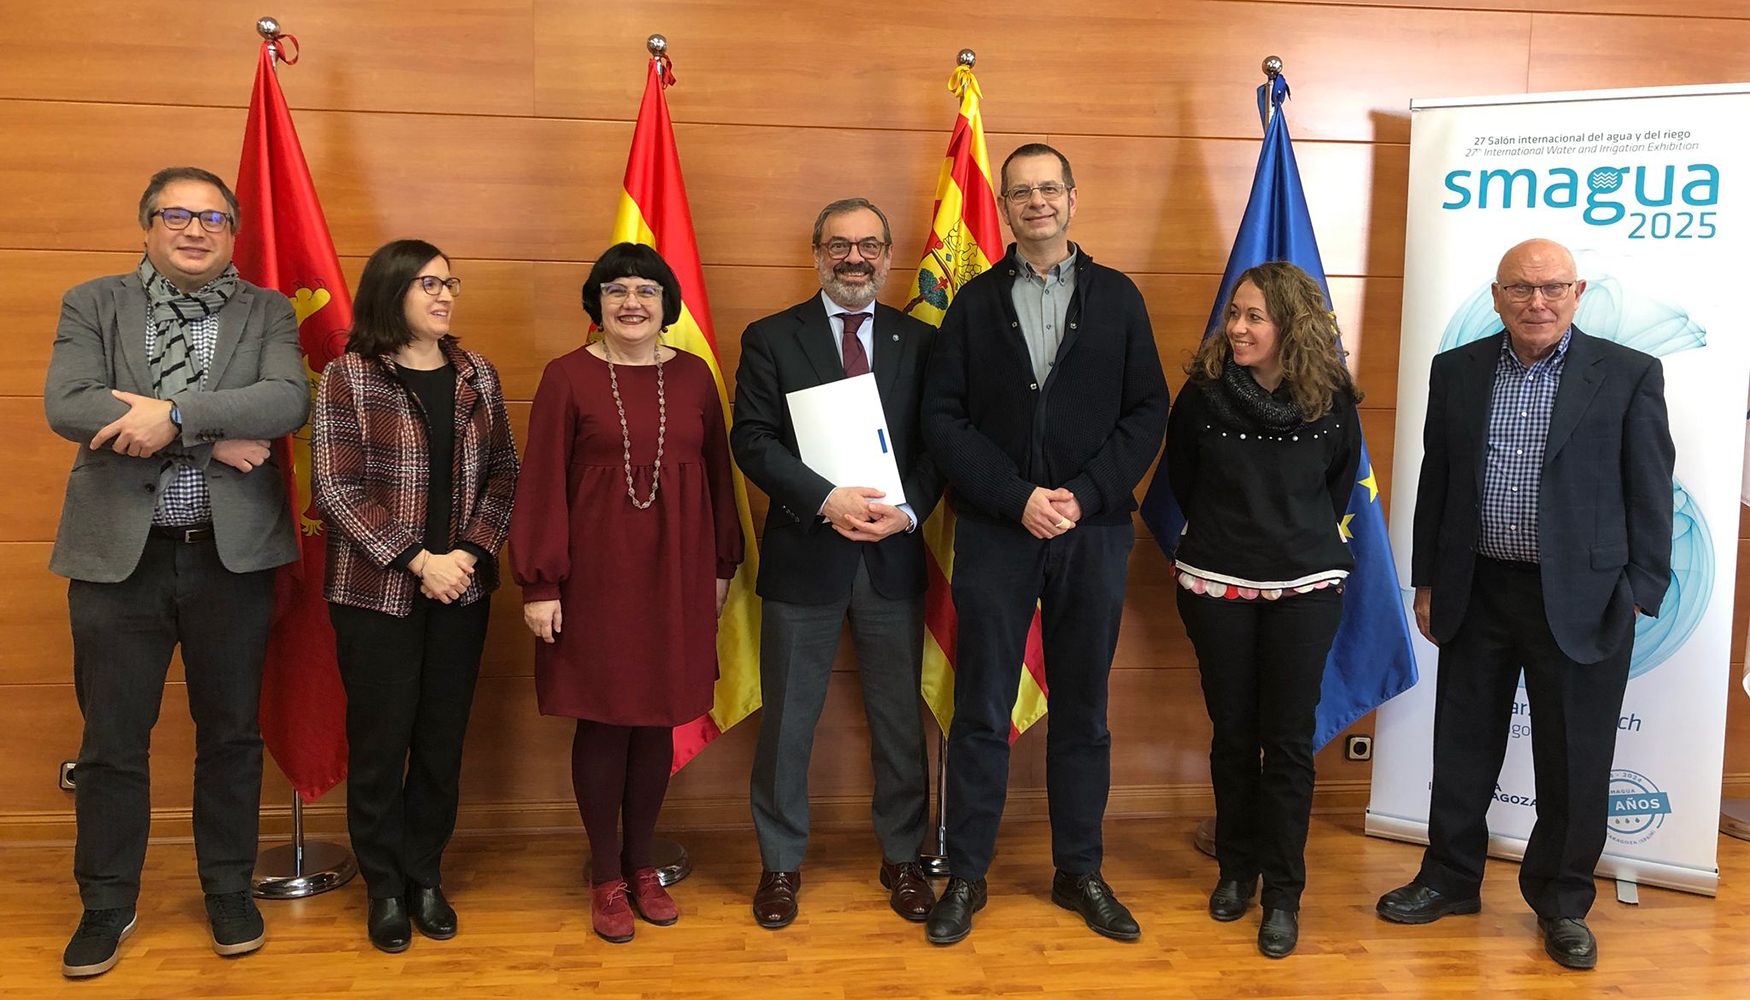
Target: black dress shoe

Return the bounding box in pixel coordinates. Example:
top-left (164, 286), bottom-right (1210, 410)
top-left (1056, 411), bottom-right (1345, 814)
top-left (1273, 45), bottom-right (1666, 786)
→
top-left (924, 877), bottom-right (986, 945)
top-left (1258, 908), bottom-right (1298, 958)
top-left (367, 897), bottom-right (412, 953)
top-left (407, 884), bottom-right (457, 940)
top-left (1208, 877), bottom-right (1258, 922)
top-left (1050, 870), bottom-right (1141, 941)
top-left (752, 871), bottom-right (800, 929)
top-left (1537, 916), bottom-right (1598, 970)
top-left (1375, 880), bottom-right (1481, 924)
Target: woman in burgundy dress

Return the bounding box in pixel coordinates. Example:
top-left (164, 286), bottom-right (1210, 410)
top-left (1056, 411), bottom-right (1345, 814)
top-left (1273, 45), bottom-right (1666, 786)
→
top-left (509, 242), bottom-right (742, 943)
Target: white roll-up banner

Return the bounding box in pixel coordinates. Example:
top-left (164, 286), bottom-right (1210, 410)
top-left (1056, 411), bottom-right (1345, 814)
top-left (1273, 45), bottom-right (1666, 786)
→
top-left (1369, 83), bottom-right (1750, 896)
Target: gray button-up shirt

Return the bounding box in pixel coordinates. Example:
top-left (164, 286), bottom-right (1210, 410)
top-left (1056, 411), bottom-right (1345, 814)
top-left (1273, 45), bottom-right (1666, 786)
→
top-left (1012, 246), bottom-right (1077, 385)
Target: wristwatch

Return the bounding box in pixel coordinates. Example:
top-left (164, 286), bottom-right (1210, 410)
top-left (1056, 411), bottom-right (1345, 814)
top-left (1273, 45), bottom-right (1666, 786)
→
top-left (168, 402), bottom-right (182, 429)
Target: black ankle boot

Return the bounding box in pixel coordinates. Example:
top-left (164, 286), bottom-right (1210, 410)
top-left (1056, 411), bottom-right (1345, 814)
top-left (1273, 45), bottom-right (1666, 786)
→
top-left (367, 897), bottom-right (412, 953)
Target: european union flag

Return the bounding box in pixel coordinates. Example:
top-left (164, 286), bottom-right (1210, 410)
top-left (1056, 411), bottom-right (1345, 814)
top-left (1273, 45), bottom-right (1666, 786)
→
top-left (1138, 73), bottom-right (1418, 749)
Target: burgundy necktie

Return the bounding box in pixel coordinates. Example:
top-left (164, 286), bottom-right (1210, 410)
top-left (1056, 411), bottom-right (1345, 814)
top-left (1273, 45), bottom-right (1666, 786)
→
top-left (840, 312), bottom-right (871, 377)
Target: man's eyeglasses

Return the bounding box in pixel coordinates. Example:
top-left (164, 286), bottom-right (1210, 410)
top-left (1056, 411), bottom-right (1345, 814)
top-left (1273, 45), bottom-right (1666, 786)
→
top-left (151, 207), bottom-right (234, 233)
top-left (411, 275), bottom-right (463, 297)
top-left (816, 238), bottom-right (890, 261)
top-left (602, 282), bottom-right (663, 302)
top-left (1498, 281), bottom-right (1576, 303)
top-left (1002, 182), bottom-right (1071, 204)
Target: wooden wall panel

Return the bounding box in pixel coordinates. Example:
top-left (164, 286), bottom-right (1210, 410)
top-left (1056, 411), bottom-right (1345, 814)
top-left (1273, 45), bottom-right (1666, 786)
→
top-left (533, 0), bottom-right (1530, 143)
top-left (1527, 13), bottom-right (1750, 93)
top-left (4, 0), bottom-right (1750, 841)
top-left (0, 1), bottom-right (537, 115)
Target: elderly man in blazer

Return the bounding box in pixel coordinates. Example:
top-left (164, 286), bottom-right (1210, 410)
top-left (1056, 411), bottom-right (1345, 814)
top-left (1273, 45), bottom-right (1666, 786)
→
top-left (44, 167), bottom-right (308, 978)
top-left (731, 197), bottom-right (943, 929)
top-left (1377, 238), bottom-right (1675, 970)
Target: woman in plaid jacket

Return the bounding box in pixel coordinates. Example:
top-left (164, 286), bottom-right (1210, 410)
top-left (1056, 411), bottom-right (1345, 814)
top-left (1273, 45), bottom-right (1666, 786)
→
top-left (311, 239), bottom-right (519, 953)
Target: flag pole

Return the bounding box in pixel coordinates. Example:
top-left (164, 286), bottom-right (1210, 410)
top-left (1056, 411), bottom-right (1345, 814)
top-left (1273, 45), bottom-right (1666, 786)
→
top-left (1193, 52), bottom-right (1289, 863)
top-left (243, 15), bottom-right (357, 898)
top-left (915, 45), bottom-right (980, 883)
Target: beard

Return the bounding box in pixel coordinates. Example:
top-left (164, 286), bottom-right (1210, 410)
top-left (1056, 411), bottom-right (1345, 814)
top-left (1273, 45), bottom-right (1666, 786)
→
top-left (819, 259), bottom-right (884, 309)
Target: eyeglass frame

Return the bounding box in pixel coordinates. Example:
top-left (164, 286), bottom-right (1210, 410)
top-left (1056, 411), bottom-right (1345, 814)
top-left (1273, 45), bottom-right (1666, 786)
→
top-left (600, 281), bottom-right (665, 302)
top-left (1497, 281), bottom-right (1578, 303)
top-left (813, 238), bottom-right (891, 261)
top-left (1001, 181), bottom-right (1074, 204)
top-left (410, 275), bottom-right (463, 297)
top-left (149, 206), bottom-right (236, 233)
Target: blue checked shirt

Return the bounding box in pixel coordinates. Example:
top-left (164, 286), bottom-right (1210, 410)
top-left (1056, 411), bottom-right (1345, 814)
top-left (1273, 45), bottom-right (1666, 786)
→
top-left (145, 311), bottom-right (219, 526)
top-left (1475, 328), bottom-right (1571, 563)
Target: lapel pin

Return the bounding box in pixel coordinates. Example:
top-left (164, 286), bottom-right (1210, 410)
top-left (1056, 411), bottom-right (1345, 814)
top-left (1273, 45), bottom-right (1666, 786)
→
top-left (891, 333), bottom-right (899, 341)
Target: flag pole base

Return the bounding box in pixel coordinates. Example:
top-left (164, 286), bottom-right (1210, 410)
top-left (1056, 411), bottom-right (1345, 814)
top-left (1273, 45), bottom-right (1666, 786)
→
top-left (1193, 816), bottom-right (1217, 859)
top-left (588, 836), bottom-right (692, 887)
top-left (251, 840), bottom-right (357, 899)
top-left (1721, 799), bottom-right (1750, 842)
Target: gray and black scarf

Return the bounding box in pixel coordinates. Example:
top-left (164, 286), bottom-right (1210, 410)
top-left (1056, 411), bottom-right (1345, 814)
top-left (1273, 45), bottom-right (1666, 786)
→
top-left (135, 255), bottom-right (239, 487)
top-left (1197, 362), bottom-right (1308, 434)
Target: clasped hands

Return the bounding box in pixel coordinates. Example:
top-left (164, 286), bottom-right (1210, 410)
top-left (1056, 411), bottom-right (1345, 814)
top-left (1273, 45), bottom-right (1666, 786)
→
top-left (1023, 487), bottom-right (1081, 539)
top-left (821, 486), bottom-right (909, 541)
top-left (412, 548), bottom-right (477, 604)
top-left (91, 389), bottom-right (270, 472)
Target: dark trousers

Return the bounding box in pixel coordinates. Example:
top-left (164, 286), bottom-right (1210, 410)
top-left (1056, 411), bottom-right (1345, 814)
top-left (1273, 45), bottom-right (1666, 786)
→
top-left (945, 518), bottom-right (1133, 882)
top-left (750, 559), bottom-right (929, 871)
top-left (330, 596), bottom-right (489, 898)
top-left (1176, 586), bottom-right (1341, 912)
top-left (70, 535), bottom-right (274, 910)
top-left (1418, 556), bottom-right (1634, 918)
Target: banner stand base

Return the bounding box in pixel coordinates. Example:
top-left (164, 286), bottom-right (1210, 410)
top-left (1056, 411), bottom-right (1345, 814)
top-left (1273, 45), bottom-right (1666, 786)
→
top-left (1721, 799), bottom-right (1750, 842)
top-left (587, 837), bottom-right (691, 887)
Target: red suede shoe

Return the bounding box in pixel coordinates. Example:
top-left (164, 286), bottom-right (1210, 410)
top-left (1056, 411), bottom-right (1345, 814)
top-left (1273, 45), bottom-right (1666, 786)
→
top-left (591, 879), bottom-right (634, 943)
top-left (626, 867), bottom-right (678, 925)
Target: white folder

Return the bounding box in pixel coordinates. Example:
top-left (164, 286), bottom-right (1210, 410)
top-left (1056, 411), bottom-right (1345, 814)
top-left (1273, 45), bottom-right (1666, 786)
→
top-left (784, 372), bottom-right (907, 505)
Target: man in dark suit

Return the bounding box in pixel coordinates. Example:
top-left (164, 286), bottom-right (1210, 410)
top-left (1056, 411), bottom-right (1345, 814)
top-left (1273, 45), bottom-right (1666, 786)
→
top-left (731, 197), bottom-right (944, 929)
top-left (44, 166), bottom-right (309, 977)
top-left (1377, 238), bottom-right (1675, 970)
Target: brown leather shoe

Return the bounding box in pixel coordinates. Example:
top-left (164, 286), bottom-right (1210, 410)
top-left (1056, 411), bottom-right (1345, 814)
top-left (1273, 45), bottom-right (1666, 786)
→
top-left (879, 861), bottom-right (935, 921)
top-left (752, 871), bottom-right (800, 928)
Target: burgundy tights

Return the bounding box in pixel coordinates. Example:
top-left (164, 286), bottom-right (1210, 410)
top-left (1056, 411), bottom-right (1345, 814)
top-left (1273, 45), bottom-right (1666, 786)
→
top-left (572, 720), bottom-right (674, 884)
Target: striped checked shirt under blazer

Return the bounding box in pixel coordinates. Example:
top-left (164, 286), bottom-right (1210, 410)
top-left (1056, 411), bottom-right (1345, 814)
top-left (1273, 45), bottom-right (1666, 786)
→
top-left (312, 339), bottom-right (520, 616)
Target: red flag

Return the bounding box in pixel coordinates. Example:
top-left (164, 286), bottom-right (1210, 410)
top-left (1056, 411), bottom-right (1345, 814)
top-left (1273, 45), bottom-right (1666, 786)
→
top-left (232, 35), bottom-right (351, 802)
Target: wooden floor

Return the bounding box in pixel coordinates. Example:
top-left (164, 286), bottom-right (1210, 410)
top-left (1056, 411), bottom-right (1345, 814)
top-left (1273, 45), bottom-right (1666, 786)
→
top-left (2, 813), bottom-right (1747, 999)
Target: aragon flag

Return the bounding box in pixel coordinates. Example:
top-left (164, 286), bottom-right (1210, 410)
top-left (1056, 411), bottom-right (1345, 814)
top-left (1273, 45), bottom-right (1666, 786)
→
top-left (232, 33), bottom-right (351, 801)
top-left (1136, 74), bottom-right (1418, 749)
top-left (610, 51), bottom-right (763, 771)
top-left (904, 62), bottom-right (1048, 742)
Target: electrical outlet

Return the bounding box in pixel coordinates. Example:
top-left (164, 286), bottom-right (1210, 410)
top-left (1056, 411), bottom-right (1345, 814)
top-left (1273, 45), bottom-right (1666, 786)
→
top-left (59, 759), bottom-right (78, 791)
top-left (1344, 735), bottom-right (1373, 761)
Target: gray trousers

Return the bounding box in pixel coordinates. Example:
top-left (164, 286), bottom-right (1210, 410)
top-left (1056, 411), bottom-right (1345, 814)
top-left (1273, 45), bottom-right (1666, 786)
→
top-left (749, 559), bottom-right (929, 872)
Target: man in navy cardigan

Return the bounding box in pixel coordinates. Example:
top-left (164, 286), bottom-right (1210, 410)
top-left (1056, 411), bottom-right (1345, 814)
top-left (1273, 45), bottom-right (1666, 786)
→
top-left (920, 143), bottom-right (1169, 945)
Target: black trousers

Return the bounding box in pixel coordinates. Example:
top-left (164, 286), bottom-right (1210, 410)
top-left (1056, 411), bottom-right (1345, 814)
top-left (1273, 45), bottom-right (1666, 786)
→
top-left (1418, 556), bottom-right (1634, 918)
top-left (70, 535), bottom-right (275, 910)
top-left (1176, 586), bottom-right (1341, 912)
top-left (330, 596), bottom-right (489, 898)
top-left (945, 518), bottom-right (1133, 882)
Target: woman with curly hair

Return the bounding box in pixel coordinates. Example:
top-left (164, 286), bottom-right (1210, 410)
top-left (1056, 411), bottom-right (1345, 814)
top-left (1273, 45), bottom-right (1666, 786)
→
top-left (1164, 261), bottom-right (1362, 959)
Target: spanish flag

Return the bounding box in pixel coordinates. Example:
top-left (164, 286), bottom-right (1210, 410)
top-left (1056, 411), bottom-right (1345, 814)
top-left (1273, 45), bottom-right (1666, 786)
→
top-left (610, 52), bottom-right (763, 770)
top-left (905, 62), bottom-right (1047, 742)
top-left (232, 32), bottom-right (352, 800)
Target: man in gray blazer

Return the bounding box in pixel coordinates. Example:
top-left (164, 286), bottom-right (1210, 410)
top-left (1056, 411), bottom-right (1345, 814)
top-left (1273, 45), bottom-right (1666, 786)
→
top-left (45, 167), bottom-right (308, 978)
